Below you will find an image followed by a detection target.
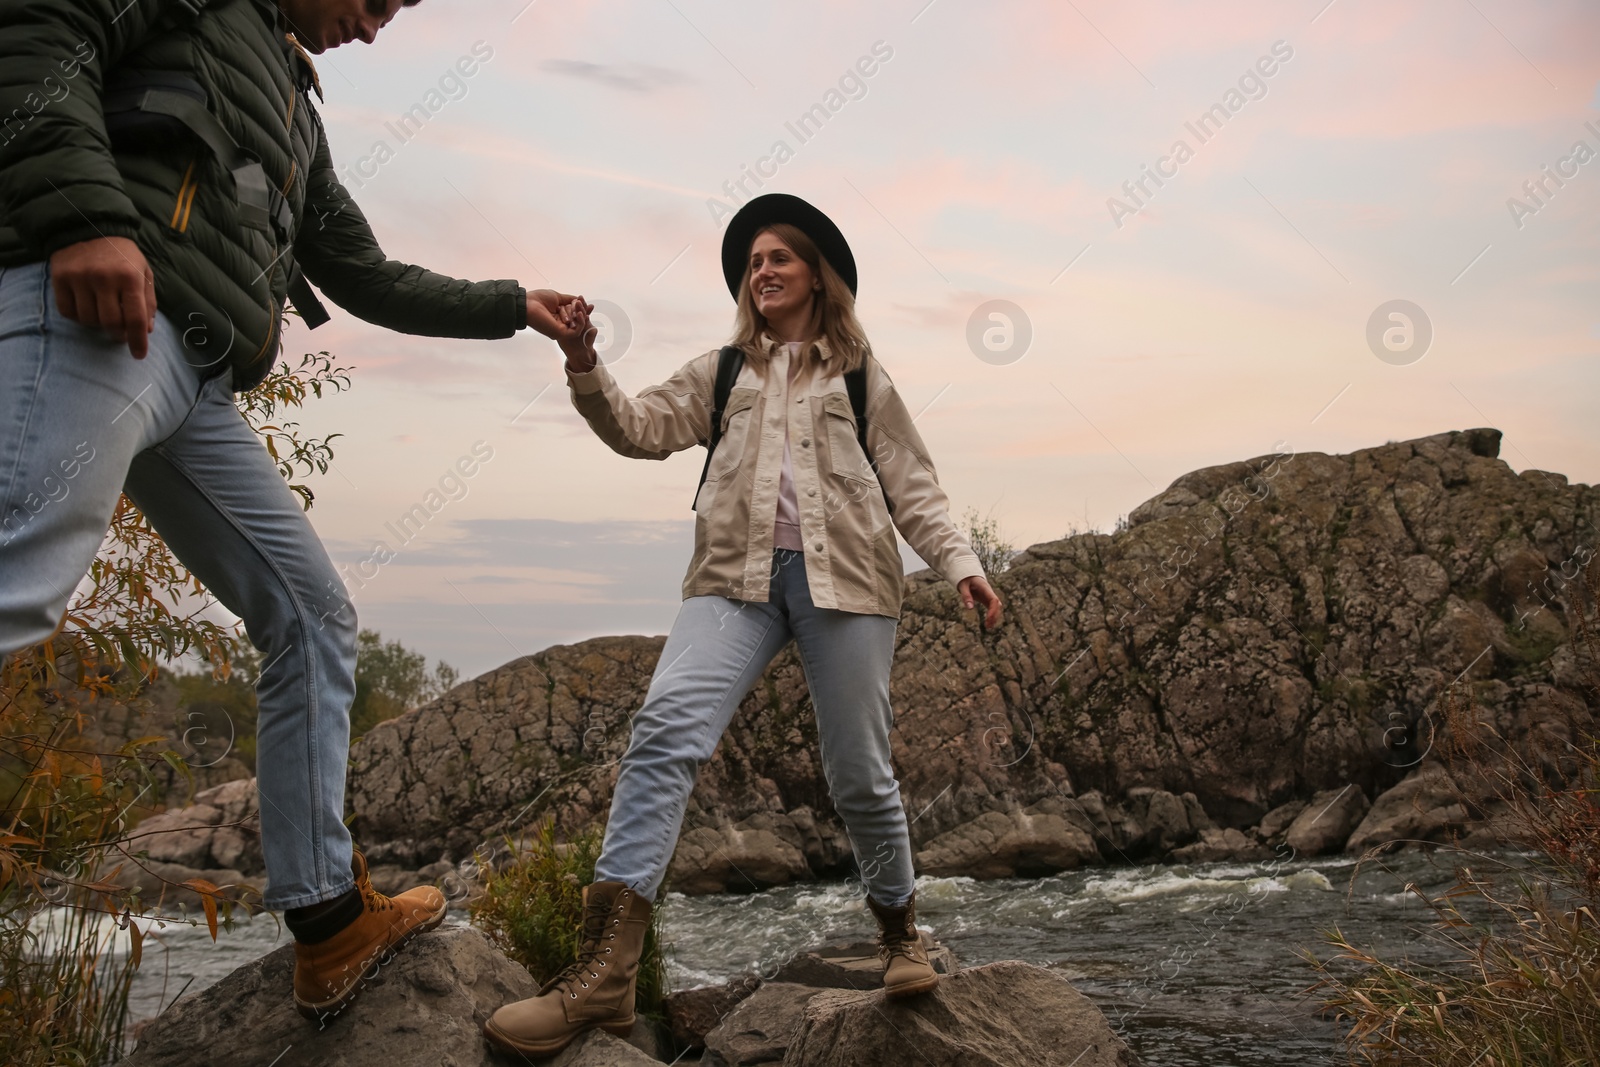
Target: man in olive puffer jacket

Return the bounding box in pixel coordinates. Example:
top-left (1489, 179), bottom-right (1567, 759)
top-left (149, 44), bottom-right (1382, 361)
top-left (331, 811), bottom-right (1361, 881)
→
top-left (0, 0), bottom-right (584, 1021)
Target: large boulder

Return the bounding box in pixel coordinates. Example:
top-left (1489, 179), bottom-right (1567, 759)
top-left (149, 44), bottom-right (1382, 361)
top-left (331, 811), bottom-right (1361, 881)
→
top-left (1285, 785), bottom-right (1370, 856)
top-left (117, 859), bottom-right (262, 910)
top-left (127, 803), bottom-right (223, 869)
top-left (1346, 764), bottom-right (1468, 854)
top-left (667, 820), bottom-right (811, 895)
top-left (131, 778), bottom-right (262, 875)
top-left (672, 937), bottom-right (960, 1053)
top-left (117, 926), bottom-right (532, 1067)
top-left (547, 1031), bottom-right (662, 1066)
top-left (702, 982), bottom-right (820, 1066)
top-left (118, 922), bottom-right (1135, 1067)
top-left (664, 974), bottom-right (762, 1051)
top-left (335, 429), bottom-right (1596, 886)
top-left (1125, 788), bottom-right (1203, 855)
top-left (1256, 800), bottom-right (1307, 843)
top-left (771, 940), bottom-right (957, 990)
top-left (783, 961), bottom-right (1137, 1067)
top-left (915, 806), bottom-right (1098, 878)
top-left (1170, 827), bottom-right (1271, 864)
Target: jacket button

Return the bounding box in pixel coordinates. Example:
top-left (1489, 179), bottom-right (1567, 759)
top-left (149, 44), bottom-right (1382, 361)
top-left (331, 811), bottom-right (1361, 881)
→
top-left (807, 487), bottom-right (816, 497)
top-left (800, 438), bottom-right (810, 447)
top-left (813, 542), bottom-right (824, 553)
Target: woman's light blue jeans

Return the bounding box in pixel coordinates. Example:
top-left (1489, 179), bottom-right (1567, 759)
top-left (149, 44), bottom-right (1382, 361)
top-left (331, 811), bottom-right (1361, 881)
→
top-left (0, 261), bottom-right (357, 910)
top-left (594, 548), bottom-right (916, 907)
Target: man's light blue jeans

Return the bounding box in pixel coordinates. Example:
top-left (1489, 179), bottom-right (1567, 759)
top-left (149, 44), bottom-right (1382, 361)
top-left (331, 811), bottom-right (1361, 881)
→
top-left (594, 548), bottom-right (916, 907)
top-left (0, 261), bottom-right (356, 910)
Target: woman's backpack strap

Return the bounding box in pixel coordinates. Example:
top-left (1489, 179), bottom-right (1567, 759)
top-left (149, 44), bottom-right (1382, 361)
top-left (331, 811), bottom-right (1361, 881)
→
top-left (692, 345), bottom-right (746, 511)
top-left (845, 358), bottom-right (893, 515)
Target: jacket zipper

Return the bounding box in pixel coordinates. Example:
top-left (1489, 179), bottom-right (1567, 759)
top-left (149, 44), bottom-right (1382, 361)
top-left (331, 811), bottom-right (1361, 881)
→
top-left (168, 160), bottom-right (199, 232)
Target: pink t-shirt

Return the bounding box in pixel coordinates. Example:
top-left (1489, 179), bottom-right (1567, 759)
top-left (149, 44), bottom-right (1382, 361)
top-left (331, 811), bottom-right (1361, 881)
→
top-left (773, 341), bottom-right (804, 552)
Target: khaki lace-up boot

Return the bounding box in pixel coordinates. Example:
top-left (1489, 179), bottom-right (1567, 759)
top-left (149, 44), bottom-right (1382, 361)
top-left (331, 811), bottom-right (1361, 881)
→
top-left (292, 850), bottom-right (448, 1021)
top-left (483, 881), bottom-right (653, 1057)
top-left (867, 891), bottom-right (940, 998)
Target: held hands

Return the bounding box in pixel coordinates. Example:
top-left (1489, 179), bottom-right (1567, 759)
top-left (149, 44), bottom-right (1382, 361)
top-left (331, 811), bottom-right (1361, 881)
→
top-left (959, 575), bottom-right (1004, 630)
top-left (526, 289), bottom-right (591, 346)
top-left (555, 298), bottom-right (599, 374)
top-left (49, 237), bottom-right (157, 359)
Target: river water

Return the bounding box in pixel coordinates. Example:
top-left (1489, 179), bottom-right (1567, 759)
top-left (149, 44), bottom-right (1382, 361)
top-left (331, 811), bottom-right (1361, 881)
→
top-left (124, 850), bottom-right (1466, 1065)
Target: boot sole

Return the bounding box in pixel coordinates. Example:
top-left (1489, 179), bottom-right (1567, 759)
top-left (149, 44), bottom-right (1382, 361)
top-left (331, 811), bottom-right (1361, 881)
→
top-left (884, 972), bottom-right (941, 999)
top-left (293, 897), bottom-right (450, 1022)
top-left (482, 1015), bottom-right (636, 1057)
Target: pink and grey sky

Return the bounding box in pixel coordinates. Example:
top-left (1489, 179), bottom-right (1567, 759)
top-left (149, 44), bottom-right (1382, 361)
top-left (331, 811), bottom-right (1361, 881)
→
top-left (269, 0), bottom-right (1599, 678)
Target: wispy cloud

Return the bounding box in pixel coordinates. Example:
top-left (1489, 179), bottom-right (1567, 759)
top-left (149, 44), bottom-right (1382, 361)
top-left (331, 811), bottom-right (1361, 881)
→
top-left (326, 517), bottom-right (695, 598)
top-left (540, 59), bottom-right (693, 94)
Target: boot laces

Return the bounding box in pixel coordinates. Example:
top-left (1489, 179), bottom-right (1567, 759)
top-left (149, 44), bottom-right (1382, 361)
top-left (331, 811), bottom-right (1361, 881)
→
top-left (873, 898), bottom-right (924, 963)
top-left (879, 917), bottom-right (919, 961)
top-left (357, 871), bottom-right (394, 915)
top-left (553, 892), bottom-right (620, 995)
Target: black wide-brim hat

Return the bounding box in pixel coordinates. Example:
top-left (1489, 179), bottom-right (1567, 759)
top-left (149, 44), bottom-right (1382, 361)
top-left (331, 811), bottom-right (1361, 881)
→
top-left (720, 193), bottom-right (857, 302)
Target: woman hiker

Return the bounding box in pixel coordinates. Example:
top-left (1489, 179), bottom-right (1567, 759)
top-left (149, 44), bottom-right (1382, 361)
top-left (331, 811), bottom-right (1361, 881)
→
top-left (483, 193), bottom-right (1004, 1057)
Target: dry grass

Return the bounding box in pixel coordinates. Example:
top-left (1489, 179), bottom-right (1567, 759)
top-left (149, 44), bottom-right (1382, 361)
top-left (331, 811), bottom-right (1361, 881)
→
top-left (1307, 559), bottom-right (1600, 1066)
top-left (0, 654), bottom-right (261, 1066)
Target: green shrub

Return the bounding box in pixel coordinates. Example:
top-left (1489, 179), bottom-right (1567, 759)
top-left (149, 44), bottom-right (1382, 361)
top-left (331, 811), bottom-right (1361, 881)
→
top-left (350, 629), bottom-right (458, 740)
top-left (470, 821), bottom-right (668, 1022)
top-left (961, 506), bottom-right (1014, 575)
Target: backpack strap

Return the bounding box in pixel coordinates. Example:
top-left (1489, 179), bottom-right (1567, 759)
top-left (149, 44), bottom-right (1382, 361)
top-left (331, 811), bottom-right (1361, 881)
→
top-left (108, 82), bottom-right (331, 330)
top-left (691, 347), bottom-right (895, 516)
top-left (285, 262), bottom-right (329, 328)
top-left (692, 345), bottom-right (746, 511)
top-left (103, 81), bottom-right (290, 239)
top-left (845, 357), bottom-right (894, 515)
top-left (98, 0), bottom-right (333, 331)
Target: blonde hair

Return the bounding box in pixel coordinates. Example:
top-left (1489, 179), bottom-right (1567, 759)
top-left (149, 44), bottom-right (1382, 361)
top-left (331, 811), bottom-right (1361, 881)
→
top-left (728, 222), bottom-right (870, 374)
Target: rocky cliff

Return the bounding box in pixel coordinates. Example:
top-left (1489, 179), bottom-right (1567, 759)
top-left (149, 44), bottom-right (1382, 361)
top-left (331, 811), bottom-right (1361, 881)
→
top-left (333, 428), bottom-right (1594, 889)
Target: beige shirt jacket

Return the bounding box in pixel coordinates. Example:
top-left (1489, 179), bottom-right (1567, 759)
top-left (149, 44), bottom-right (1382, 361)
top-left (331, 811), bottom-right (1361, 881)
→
top-left (566, 334), bottom-right (985, 619)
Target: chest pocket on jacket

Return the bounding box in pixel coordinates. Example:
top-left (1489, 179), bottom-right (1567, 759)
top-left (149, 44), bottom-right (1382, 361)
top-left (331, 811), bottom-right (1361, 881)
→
top-left (707, 387), bottom-right (760, 482)
top-left (821, 392), bottom-right (877, 487)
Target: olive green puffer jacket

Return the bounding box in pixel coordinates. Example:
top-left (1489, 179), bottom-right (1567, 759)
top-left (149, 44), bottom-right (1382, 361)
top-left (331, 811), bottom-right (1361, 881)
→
top-left (0, 0), bottom-right (525, 390)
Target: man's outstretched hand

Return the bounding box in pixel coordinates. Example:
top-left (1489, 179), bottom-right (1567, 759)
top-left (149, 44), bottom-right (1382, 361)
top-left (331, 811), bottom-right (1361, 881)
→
top-left (526, 288), bottom-right (590, 342)
top-left (49, 236), bottom-right (156, 359)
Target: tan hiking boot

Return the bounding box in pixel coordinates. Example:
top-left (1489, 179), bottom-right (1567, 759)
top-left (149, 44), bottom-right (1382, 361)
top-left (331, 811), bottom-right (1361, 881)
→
top-left (867, 891), bottom-right (940, 998)
top-left (291, 850), bottom-right (448, 1022)
top-left (483, 881), bottom-right (653, 1058)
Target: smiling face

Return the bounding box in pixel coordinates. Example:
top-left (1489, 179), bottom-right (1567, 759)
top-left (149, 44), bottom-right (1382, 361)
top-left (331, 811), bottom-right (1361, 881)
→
top-left (278, 0), bottom-right (408, 54)
top-left (749, 230), bottom-right (820, 325)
